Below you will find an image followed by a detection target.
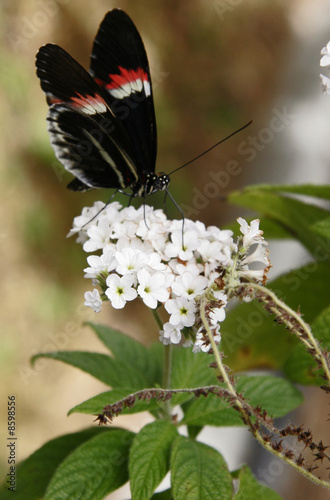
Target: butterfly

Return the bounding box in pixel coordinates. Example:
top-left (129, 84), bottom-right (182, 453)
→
top-left (36, 8), bottom-right (170, 200)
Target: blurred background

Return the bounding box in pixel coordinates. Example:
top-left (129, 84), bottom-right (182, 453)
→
top-left (1, 0), bottom-right (330, 498)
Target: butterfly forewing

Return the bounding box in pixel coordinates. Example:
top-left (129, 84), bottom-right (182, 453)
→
top-left (90, 9), bottom-right (157, 178)
top-left (36, 41), bottom-right (140, 191)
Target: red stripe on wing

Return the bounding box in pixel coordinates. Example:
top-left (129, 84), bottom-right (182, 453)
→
top-left (95, 66), bottom-right (149, 90)
top-left (48, 93), bottom-right (108, 114)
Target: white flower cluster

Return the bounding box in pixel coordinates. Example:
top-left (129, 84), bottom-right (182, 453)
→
top-left (70, 202), bottom-right (269, 352)
top-left (320, 41), bottom-right (330, 94)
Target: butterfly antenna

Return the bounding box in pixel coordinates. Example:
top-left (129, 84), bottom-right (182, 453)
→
top-left (168, 120), bottom-right (252, 176)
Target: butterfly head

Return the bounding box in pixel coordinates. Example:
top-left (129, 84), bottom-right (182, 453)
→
top-left (133, 172), bottom-right (170, 197)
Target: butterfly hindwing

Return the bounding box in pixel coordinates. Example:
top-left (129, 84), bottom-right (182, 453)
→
top-left (90, 9), bottom-right (157, 177)
top-left (36, 43), bottom-right (140, 191)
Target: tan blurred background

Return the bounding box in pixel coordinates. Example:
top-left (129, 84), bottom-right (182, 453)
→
top-left (1, 0), bottom-right (330, 498)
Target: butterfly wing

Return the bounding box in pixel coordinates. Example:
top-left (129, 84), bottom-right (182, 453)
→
top-left (90, 9), bottom-right (157, 178)
top-left (36, 43), bottom-right (140, 191)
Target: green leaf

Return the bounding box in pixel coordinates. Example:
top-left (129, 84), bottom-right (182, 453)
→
top-left (151, 489), bottom-right (173, 499)
top-left (86, 323), bottom-right (161, 385)
top-left (187, 425), bottom-right (203, 439)
top-left (0, 428), bottom-right (110, 500)
top-left (234, 466), bottom-right (283, 499)
top-left (312, 305), bottom-right (330, 343)
top-left (32, 351), bottom-right (148, 389)
top-left (221, 261), bottom-right (330, 373)
top-left (148, 342), bottom-right (164, 386)
top-left (236, 375), bottom-right (303, 417)
top-left (170, 347), bottom-right (218, 405)
top-left (68, 389), bottom-right (159, 416)
top-left (311, 216), bottom-right (330, 239)
top-left (44, 428), bottom-right (134, 499)
top-left (284, 306), bottom-right (330, 385)
top-left (234, 183), bottom-right (330, 200)
top-left (129, 421), bottom-right (178, 500)
top-left (170, 436), bottom-right (232, 500)
top-left (181, 376), bottom-right (303, 427)
top-left (182, 394), bottom-right (243, 427)
top-left (228, 184), bottom-right (330, 254)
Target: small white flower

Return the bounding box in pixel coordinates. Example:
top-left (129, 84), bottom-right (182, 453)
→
top-left (159, 330), bottom-right (171, 345)
top-left (172, 271), bottom-right (208, 299)
top-left (116, 236), bottom-right (150, 253)
top-left (198, 239), bottom-right (223, 262)
top-left (212, 289), bottom-right (228, 303)
top-left (193, 326), bottom-right (221, 353)
top-left (182, 338), bottom-right (193, 348)
top-left (83, 218), bottom-right (112, 252)
top-left (165, 298), bottom-right (196, 327)
top-left (192, 331), bottom-right (207, 353)
top-left (320, 41), bottom-right (330, 67)
top-left (146, 252), bottom-right (167, 271)
top-left (238, 218), bottom-right (263, 248)
top-left (105, 274), bottom-right (137, 309)
top-left (209, 307), bottom-right (226, 326)
top-left (84, 289), bottom-right (102, 313)
top-left (84, 249), bottom-right (117, 278)
top-left (160, 322), bottom-right (182, 344)
top-left (68, 201), bottom-right (107, 237)
top-left (112, 220), bottom-right (139, 240)
top-left (165, 230), bottom-right (199, 261)
top-left (169, 259), bottom-right (202, 276)
top-left (137, 269), bottom-right (170, 309)
top-left (207, 226), bottom-right (233, 243)
top-left (115, 248), bottom-right (148, 276)
top-left (241, 242), bottom-right (269, 267)
top-left (320, 74), bottom-right (330, 95)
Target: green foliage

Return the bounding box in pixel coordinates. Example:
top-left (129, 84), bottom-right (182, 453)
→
top-left (233, 466), bottom-right (283, 499)
top-left (170, 437), bottom-right (233, 499)
top-left (43, 429), bottom-right (134, 499)
top-left (284, 305), bottom-right (330, 384)
top-left (8, 324), bottom-right (297, 498)
top-left (0, 428), bottom-right (111, 499)
top-left (129, 421), bottom-right (178, 500)
top-left (228, 183), bottom-right (330, 252)
top-left (181, 375), bottom-right (303, 427)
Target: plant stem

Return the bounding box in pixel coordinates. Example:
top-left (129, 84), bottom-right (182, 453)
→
top-left (151, 308), bottom-right (172, 418)
top-left (163, 344), bottom-right (172, 390)
top-left (151, 308), bottom-right (164, 329)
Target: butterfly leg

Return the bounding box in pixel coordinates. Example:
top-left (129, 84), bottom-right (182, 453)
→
top-left (162, 189), bottom-right (169, 216)
top-left (143, 189), bottom-right (150, 230)
top-left (81, 189), bottom-right (120, 229)
top-left (165, 188), bottom-right (185, 248)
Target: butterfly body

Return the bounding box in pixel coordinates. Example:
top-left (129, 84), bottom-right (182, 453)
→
top-left (36, 9), bottom-right (169, 199)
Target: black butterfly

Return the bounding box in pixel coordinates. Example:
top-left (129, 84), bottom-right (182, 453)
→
top-left (36, 8), bottom-right (169, 200)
